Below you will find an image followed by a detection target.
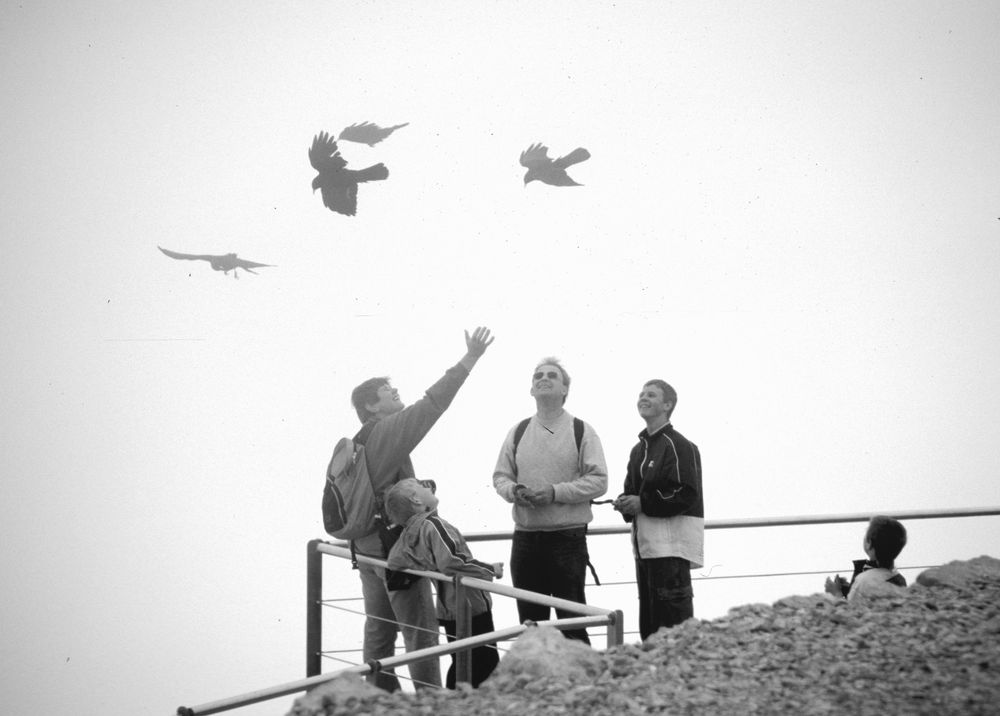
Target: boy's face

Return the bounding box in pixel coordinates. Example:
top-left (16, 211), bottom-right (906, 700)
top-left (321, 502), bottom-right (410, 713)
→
top-left (413, 482), bottom-right (439, 512)
top-left (637, 383), bottom-right (672, 422)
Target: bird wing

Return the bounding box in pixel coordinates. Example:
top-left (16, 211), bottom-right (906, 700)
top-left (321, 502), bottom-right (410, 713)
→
top-left (234, 256), bottom-right (273, 270)
top-left (309, 131), bottom-right (348, 172)
top-left (159, 246), bottom-right (214, 262)
top-left (519, 142), bottom-right (552, 168)
top-left (339, 121), bottom-right (410, 146)
top-left (320, 183), bottom-right (359, 216)
top-left (553, 147), bottom-right (591, 169)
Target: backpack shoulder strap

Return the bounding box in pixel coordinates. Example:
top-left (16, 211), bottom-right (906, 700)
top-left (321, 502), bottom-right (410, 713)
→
top-left (511, 417), bottom-right (531, 480)
top-left (353, 420), bottom-right (376, 446)
top-left (573, 417), bottom-right (584, 452)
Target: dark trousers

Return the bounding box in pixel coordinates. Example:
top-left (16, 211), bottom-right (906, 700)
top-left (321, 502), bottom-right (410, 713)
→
top-left (510, 528), bottom-right (591, 644)
top-left (438, 609), bottom-right (500, 688)
top-left (636, 556), bottom-right (694, 640)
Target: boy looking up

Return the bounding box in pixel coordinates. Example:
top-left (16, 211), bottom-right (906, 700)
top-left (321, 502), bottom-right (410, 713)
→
top-left (385, 479), bottom-right (502, 688)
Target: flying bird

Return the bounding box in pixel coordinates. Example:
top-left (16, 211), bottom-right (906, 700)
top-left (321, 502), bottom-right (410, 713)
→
top-left (338, 121), bottom-right (409, 146)
top-left (309, 131), bottom-right (388, 216)
top-left (158, 246), bottom-right (273, 278)
top-left (520, 142), bottom-right (591, 186)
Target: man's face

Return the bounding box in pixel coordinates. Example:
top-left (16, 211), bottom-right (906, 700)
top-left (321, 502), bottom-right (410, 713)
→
top-left (530, 364), bottom-right (568, 401)
top-left (366, 382), bottom-right (404, 418)
top-left (637, 384), bottom-right (672, 422)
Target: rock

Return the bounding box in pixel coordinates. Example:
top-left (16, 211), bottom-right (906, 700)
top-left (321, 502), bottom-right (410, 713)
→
top-left (917, 555), bottom-right (1000, 589)
top-left (285, 673), bottom-right (391, 716)
top-left (488, 625), bottom-right (603, 684)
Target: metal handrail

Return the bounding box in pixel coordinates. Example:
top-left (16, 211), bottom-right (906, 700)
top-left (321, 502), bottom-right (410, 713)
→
top-left (178, 542), bottom-right (623, 715)
top-left (467, 506), bottom-right (1000, 541)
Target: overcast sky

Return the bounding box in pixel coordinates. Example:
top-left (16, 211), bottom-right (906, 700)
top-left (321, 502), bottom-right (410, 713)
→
top-left (3, 2), bottom-right (1000, 714)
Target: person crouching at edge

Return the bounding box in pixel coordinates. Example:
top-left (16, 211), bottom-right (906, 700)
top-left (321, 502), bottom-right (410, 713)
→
top-left (385, 478), bottom-right (502, 688)
top-left (826, 515), bottom-right (908, 602)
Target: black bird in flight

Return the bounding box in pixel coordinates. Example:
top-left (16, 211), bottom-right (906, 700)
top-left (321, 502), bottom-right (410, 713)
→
top-left (158, 246), bottom-right (273, 278)
top-left (309, 131), bottom-right (388, 216)
top-left (338, 121), bottom-right (409, 146)
top-left (520, 143), bottom-right (591, 186)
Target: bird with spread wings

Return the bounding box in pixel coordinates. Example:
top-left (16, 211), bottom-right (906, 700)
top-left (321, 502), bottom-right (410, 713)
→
top-left (520, 142), bottom-right (591, 186)
top-left (158, 246), bottom-right (273, 278)
top-left (338, 121), bottom-right (409, 147)
top-left (309, 131), bottom-right (388, 216)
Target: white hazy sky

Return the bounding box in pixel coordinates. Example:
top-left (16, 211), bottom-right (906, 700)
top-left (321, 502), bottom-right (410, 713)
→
top-left (3, 1), bottom-right (1000, 714)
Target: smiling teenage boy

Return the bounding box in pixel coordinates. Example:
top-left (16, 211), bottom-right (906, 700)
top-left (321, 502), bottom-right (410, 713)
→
top-left (614, 379), bottom-right (704, 640)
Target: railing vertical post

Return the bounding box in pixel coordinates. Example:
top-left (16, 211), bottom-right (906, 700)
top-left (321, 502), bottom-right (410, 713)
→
top-left (454, 575), bottom-right (472, 685)
top-left (607, 608), bottom-right (624, 647)
top-left (306, 539), bottom-right (324, 677)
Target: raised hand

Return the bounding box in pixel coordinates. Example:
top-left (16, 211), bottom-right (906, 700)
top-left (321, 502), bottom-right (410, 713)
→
top-left (464, 326), bottom-right (495, 357)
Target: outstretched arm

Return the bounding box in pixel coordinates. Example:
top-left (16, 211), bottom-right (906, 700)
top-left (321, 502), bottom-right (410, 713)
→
top-left (364, 327), bottom-right (494, 487)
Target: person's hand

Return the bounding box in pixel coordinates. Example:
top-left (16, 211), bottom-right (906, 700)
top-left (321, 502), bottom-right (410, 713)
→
top-left (526, 486), bottom-right (555, 507)
top-left (613, 495), bottom-right (641, 516)
top-left (464, 326), bottom-right (494, 357)
top-left (491, 562), bottom-right (505, 580)
top-left (825, 575), bottom-right (847, 597)
top-left (513, 484), bottom-right (533, 507)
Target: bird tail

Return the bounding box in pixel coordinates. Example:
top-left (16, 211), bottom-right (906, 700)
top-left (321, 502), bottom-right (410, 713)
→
top-left (356, 163), bottom-right (389, 182)
top-left (555, 147), bottom-right (591, 168)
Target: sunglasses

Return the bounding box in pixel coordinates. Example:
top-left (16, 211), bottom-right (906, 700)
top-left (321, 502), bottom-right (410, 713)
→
top-left (533, 371), bottom-right (561, 381)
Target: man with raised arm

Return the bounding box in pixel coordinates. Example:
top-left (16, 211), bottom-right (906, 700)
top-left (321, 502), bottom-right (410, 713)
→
top-left (347, 326), bottom-right (494, 691)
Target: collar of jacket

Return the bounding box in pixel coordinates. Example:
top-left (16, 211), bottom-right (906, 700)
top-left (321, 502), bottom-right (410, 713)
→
top-left (638, 422), bottom-right (673, 440)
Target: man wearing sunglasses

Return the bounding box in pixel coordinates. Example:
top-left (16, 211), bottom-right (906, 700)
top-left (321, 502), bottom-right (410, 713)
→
top-left (492, 357), bottom-right (608, 643)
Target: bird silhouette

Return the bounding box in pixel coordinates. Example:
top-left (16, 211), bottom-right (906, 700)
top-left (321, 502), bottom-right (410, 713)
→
top-left (520, 143), bottom-right (591, 186)
top-left (309, 131), bottom-right (388, 216)
top-left (158, 246), bottom-right (273, 278)
top-left (338, 121), bottom-right (409, 146)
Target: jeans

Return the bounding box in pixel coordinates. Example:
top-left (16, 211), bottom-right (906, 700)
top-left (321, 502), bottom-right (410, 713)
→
top-left (357, 560), bottom-right (442, 691)
top-left (510, 527), bottom-right (591, 644)
top-left (438, 609), bottom-right (500, 688)
top-left (635, 556), bottom-right (694, 640)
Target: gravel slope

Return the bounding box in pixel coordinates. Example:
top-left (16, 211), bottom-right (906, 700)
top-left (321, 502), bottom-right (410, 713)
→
top-left (288, 557), bottom-right (1000, 715)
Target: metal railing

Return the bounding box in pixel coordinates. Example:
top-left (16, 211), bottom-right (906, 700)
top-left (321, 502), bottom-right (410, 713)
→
top-left (177, 506), bottom-right (1000, 715)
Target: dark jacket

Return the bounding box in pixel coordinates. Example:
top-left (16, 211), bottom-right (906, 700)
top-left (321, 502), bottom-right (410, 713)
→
top-left (620, 423), bottom-right (703, 521)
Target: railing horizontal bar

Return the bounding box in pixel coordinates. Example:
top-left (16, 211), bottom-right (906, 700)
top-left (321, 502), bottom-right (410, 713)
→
top-left (458, 506), bottom-right (1000, 541)
top-left (179, 622), bottom-right (541, 715)
top-left (457, 575), bottom-right (616, 617)
top-left (176, 665), bottom-right (370, 716)
top-left (315, 543), bottom-right (618, 618)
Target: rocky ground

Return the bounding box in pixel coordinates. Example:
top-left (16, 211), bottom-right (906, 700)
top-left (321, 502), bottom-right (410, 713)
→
top-left (288, 556), bottom-right (1000, 715)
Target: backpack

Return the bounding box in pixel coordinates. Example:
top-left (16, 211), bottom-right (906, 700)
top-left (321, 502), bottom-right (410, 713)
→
top-left (322, 424), bottom-right (379, 540)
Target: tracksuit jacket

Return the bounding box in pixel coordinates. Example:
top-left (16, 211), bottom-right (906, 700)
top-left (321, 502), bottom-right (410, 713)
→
top-left (387, 510), bottom-right (497, 621)
top-left (619, 422), bottom-right (704, 568)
